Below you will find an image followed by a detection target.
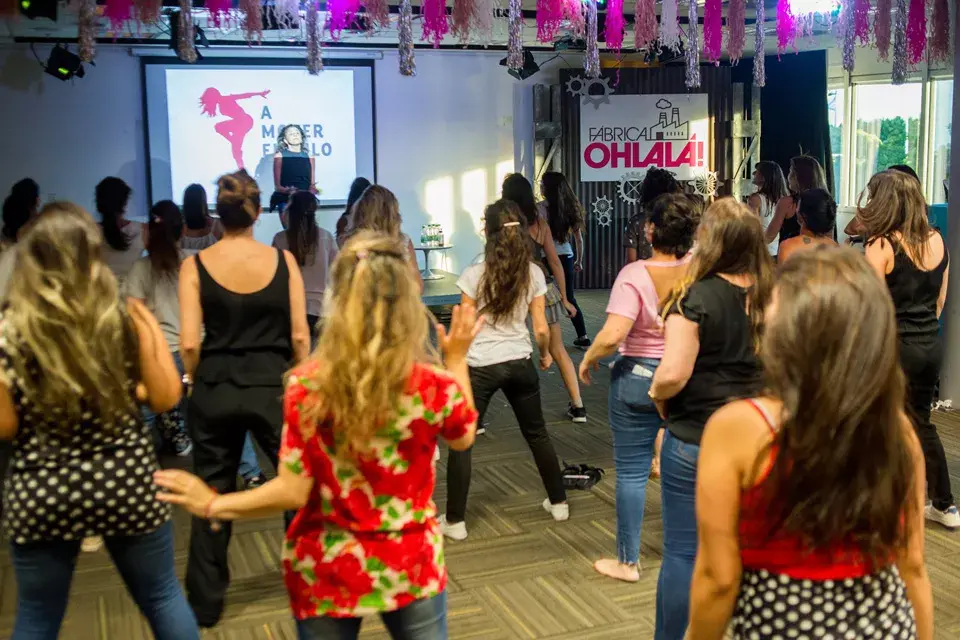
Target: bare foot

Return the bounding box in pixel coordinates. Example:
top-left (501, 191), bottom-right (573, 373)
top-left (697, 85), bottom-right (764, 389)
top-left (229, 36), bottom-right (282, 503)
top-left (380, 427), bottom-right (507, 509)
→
top-left (594, 558), bottom-right (640, 583)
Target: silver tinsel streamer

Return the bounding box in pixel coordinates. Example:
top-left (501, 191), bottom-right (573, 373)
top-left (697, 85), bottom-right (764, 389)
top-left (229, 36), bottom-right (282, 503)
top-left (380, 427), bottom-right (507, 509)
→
top-left (891, 0), bottom-right (907, 84)
top-left (585, 0), bottom-right (600, 78)
top-left (306, 2), bottom-right (323, 75)
top-left (685, 0), bottom-right (700, 88)
top-left (507, 0), bottom-right (524, 70)
top-left (838, 1), bottom-right (855, 72)
top-left (753, 0), bottom-right (765, 87)
top-left (78, 0), bottom-right (97, 63)
top-left (177, 0), bottom-right (198, 63)
top-left (398, 0), bottom-right (416, 76)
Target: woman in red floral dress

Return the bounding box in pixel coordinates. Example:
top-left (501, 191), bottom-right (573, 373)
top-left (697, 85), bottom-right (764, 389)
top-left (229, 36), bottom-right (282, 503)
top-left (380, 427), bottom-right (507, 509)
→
top-left (155, 232), bottom-right (480, 639)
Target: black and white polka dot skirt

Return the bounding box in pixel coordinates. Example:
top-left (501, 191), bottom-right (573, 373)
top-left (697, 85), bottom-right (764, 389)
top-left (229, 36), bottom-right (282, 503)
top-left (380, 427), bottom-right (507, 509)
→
top-left (732, 566), bottom-right (916, 639)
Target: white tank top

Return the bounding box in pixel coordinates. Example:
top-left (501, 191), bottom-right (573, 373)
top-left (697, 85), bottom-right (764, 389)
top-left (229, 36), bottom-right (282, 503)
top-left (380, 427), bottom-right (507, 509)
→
top-left (756, 194), bottom-right (779, 256)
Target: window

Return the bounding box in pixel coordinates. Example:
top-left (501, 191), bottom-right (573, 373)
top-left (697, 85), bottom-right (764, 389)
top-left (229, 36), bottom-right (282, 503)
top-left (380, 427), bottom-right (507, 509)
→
top-left (827, 88), bottom-right (845, 200)
top-left (928, 79), bottom-right (953, 204)
top-left (853, 83), bottom-right (923, 203)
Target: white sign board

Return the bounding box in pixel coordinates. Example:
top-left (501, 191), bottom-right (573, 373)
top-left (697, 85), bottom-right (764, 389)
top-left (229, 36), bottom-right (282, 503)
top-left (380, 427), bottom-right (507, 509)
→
top-left (579, 94), bottom-right (710, 182)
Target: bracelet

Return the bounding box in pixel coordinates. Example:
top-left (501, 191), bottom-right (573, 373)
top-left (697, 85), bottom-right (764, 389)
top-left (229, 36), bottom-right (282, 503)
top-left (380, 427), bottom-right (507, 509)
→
top-left (203, 493), bottom-right (219, 520)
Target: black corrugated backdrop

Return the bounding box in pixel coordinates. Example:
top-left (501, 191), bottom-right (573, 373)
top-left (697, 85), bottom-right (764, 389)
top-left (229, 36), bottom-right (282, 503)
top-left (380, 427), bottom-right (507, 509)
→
top-left (560, 66), bottom-right (734, 289)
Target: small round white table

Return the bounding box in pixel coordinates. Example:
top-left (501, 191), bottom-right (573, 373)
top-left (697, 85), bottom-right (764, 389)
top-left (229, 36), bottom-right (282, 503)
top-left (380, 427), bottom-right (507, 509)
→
top-left (414, 245), bottom-right (453, 281)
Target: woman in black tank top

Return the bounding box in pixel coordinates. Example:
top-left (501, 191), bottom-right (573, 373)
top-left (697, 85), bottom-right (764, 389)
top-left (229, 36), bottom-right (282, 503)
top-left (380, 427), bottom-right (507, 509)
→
top-left (178, 171), bottom-right (311, 627)
top-left (860, 169), bottom-right (957, 529)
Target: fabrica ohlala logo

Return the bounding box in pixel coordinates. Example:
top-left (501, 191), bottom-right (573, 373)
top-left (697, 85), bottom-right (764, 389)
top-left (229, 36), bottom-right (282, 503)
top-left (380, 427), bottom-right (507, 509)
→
top-left (583, 99), bottom-right (705, 171)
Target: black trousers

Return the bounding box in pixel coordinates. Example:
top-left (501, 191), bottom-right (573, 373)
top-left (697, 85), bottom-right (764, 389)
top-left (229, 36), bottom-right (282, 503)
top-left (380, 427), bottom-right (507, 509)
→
top-left (900, 336), bottom-right (954, 510)
top-left (185, 381), bottom-right (285, 627)
top-left (559, 254), bottom-right (587, 339)
top-left (445, 357), bottom-right (566, 522)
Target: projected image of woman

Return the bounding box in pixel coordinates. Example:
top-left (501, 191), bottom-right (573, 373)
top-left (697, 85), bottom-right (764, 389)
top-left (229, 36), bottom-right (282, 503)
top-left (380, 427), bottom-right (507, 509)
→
top-left (198, 88), bottom-right (270, 171)
top-left (271, 125), bottom-right (316, 212)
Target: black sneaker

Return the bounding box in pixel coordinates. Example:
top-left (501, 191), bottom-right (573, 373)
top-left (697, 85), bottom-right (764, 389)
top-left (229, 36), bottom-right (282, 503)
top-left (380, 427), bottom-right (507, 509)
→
top-left (573, 337), bottom-right (592, 349)
top-left (567, 404), bottom-right (587, 423)
top-left (244, 473), bottom-right (268, 490)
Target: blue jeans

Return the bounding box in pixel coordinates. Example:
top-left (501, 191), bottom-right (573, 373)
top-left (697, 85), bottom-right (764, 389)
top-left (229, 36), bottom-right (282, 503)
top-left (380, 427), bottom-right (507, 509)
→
top-left (296, 590), bottom-right (447, 640)
top-left (608, 356), bottom-right (662, 565)
top-left (238, 434), bottom-right (263, 479)
top-left (10, 521), bottom-right (198, 640)
top-left (655, 431), bottom-right (700, 640)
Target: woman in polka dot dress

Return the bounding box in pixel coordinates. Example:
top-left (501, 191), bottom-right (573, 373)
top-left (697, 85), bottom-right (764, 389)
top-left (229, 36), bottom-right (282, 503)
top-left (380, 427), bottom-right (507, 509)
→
top-left (0, 203), bottom-right (199, 640)
top-left (687, 247), bottom-right (932, 640)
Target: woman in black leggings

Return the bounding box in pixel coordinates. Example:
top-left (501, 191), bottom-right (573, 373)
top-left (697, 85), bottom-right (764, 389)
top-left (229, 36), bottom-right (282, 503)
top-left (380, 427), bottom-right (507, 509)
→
top-left (178, 170), bottom-right (311, 627)
top-left (440, 200), bottom-right (568, 541)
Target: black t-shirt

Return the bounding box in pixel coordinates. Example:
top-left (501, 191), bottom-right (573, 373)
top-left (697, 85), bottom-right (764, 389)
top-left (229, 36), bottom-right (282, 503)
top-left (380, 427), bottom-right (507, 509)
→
top-left (665, 276), bottom-right (762, 445)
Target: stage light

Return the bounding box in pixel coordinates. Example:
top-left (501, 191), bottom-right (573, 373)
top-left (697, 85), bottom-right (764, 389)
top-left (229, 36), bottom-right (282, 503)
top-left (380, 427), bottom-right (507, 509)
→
top-left (19, 0), bottom-right (57, 20)
top-left (44, 45), bottom-right (85, 81)
top-left (499, 50), bottom-right (541, 81)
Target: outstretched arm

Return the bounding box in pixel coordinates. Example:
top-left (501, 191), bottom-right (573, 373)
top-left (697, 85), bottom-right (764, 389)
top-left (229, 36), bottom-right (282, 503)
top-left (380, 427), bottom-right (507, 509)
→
top-left (229, 90), bottom-right (270, 100)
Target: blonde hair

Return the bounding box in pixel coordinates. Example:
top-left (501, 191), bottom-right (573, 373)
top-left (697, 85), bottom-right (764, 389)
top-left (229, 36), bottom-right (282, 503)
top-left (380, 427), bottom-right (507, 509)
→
top-left (857, 170), bottom-right (932, 263)
top-left (662, 197), bottom-right (774, 346)
top-left (348, 185), bottom-right (402, 238)
top-left (5, 202), bottom-right (138, 424)
top-left (297, 231), bottom-right (435, 458)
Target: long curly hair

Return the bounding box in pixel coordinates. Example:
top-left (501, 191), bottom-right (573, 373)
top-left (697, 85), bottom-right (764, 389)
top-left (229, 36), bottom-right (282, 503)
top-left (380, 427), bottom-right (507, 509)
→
top-left (857, 169), bottom-right (932, 264)
top-left (762, 246), bottom-right (915, 560)
top-left (541, 172), bottom-right (584, 245)
top-left (199, 88), bottom-right (221, 117)
top-left (5, 203), bottom-right (139, 424)
top-left (296, 232), bottom-right (436, 459)
top-left (662, 198), bottom-right (774, 347)
top-left (477, 200), bottom-right (533, 324)
top-left (277, 124), bottom-right (307, 153)
top-left (285, 191), bottom-right (319, 266)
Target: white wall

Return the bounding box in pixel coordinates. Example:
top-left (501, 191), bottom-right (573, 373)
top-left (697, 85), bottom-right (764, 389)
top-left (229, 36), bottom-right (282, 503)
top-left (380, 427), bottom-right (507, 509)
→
top-left (0, 45), bottom-right (573, 271)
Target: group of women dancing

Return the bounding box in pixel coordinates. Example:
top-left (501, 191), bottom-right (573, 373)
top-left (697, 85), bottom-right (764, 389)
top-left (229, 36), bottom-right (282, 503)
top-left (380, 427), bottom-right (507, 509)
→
top-left (0, 153), bottom-right (949, 640)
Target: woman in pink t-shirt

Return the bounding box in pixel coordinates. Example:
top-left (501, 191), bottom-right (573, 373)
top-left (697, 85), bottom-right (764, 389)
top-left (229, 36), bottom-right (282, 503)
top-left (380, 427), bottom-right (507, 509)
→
top-left (579, 194), bottom-right (699, 583)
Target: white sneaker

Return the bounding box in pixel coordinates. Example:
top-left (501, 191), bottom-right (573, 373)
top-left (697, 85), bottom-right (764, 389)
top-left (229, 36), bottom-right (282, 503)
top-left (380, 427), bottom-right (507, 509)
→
top-left (924, 504), bottom-right (960, 529)
top-left (438, 515), bottom-right (468, 541)
top-left (542, 498), bottom-right (569, 522)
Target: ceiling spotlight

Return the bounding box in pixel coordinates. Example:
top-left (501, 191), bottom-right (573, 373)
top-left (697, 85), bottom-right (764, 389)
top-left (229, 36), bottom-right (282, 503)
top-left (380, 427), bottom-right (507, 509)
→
top-left (19, 0), bottom-right (57, 20)
top-left (499, 50), bottom-right (541, 81)
top-left (44, 45), bottom-right (85, 81)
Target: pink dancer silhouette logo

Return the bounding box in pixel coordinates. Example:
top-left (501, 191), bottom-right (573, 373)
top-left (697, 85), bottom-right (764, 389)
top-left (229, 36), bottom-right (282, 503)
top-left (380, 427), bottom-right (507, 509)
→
top-left (199, 87), bottom-right (270, 170)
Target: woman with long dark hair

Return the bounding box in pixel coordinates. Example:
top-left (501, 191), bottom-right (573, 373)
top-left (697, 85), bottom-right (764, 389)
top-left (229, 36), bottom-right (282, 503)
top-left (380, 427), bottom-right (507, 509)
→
top-left (272, 191), bottom-right (338, 335)
top-left (178, 170), bottom-right (311, 627)
top-left (859, 169), bottom-right (957, 529)
top-left (579, 194), bottom-right (698, 583)
top-left (763, 156), bottom-right (829, 252)
top-left (441, 200), bottom-right (568, 541)
top-left (502, 174), bottom-right (585, 422)
top-left (336, 177), bottom-right (372, 247)
top-left (1, 178), bottom-right (39, 248)
top-left (647, 198), bottom-right (773, 639)
top-left (540, 171), bottom-right (589, 346)
top-left (624, 168), bottom-right (683, 264)
top-left (180, 184), bottom-right (222, 255)
top-left (96, 176), bottom-right (145, 284)
top-left (125, 200), bottom-right (192, 457)
top-left (0, 203), bottom-right (197, 639)
top-left (747, 161), bottom-right (789, 256)
top-left (688, 247), bottom-right (931, 639)
top-left (776, 188), bottom-right (838, 262)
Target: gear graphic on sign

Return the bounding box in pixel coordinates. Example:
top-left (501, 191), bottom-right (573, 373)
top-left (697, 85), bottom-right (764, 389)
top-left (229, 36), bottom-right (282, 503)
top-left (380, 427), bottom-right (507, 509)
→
top-left (618, 171), bottom-right (645, 204)
top-left (592, 195), bottom-right (613, 227)
top-left (565, 75), bottom-right (586, 97)
top-left (689, 171), bottom-right (719, 198)
top-left (581, 77), bottom-right (614, 110)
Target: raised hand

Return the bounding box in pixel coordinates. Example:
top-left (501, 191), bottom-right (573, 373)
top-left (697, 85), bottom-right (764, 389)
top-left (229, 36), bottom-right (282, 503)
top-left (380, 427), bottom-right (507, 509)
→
top-left (436, 302), bottom-right (484, 363)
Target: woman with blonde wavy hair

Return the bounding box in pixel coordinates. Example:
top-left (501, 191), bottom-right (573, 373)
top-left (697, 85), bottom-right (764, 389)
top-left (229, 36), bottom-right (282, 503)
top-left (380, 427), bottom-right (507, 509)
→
top-left (859, 170), bottom-right (957, 529)
top-left (0, 203), bottom-right (197, 639)
top-left (647, 197), bottom-right (773, 639)
top-left (156, 231), bottom-right (481, 640)
top-left (347, 184), bottom-right (422, 289)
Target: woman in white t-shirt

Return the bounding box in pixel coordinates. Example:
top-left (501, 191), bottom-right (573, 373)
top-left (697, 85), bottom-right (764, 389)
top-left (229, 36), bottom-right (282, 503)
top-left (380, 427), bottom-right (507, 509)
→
top-left (747, 161), bottom-right (788, 257)
top-left (439, 200), bottom-right (568, 541)
top-left (96, 177), bottom-right (145, 284)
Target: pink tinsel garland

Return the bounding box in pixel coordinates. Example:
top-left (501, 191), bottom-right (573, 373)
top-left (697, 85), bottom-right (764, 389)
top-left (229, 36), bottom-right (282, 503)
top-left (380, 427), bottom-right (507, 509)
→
top-left (604, 0), bottom-right (626, 53)
top-left (727, 0), bottom-right (746, 62)
top-left (537, 0), bottom-right (565, 42)
top-left (134, 0), bottom-right (162, 26)
top-left (906, 0), bottom-right (926, 64)
top-left (874, 0), bottom-right (891, 60)
top-left (452, 0), bottom-right (474, 42)
top-left (240, 0), bottom-right (263, 43)
top-left (929, 0), bottom-right (950, 63)
top-left (78, 0), bottom-right (97, 61)
top-left (633, 0), bottom-right (657, 51)
top-left (564, 0), bottom-right (585, 38)
top-left (205, 0), bottom-right (233, 29)
top-left (776, 0), bottom-right (797, 53)
top-left (365, 0), bottom-right (391, 30)
top-left (703, 0), bottom-right (722, 63)
top-left (422, 0), bottom-right (449, 46)
top-left (853, 0), bottom-right (870, 44)
top-left (104, 0), bottom-right (133, 32)
top-left (327, 0), bottom-right (362, 40)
